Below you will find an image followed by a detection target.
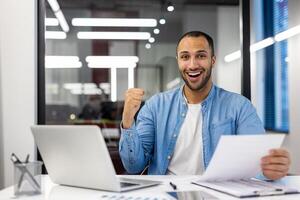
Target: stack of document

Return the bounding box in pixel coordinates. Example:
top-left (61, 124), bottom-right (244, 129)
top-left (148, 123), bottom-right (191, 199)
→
top-left (192, 135), bottom-right (299, 198)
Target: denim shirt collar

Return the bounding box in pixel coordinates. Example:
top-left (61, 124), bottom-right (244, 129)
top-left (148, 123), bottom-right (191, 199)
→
top-left (179, 84), bottom-right (216, 107)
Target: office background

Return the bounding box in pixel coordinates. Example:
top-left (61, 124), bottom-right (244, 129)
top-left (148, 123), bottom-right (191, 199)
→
top-left (0, 0), bottom-right (299, 189)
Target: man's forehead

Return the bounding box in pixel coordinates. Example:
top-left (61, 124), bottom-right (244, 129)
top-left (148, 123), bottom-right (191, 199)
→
top-left (177, 36), bottom-right (210, 53)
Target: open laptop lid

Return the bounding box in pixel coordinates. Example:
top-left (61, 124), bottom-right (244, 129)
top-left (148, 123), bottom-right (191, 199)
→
top-left (31, 125), bottom-right (122, 191)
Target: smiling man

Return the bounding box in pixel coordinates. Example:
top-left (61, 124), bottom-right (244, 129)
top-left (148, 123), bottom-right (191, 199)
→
top-left (119, 31), bottom-right (290, 180)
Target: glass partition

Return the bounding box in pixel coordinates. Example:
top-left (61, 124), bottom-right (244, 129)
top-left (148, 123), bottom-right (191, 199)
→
top-left (42, 0), bottom-right (240, 173)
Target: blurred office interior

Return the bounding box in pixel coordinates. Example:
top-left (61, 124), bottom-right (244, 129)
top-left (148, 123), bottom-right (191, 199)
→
top-left (0, 0), bottom-right (300, 188)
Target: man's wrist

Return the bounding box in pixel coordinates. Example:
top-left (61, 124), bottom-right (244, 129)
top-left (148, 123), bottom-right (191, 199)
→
top-left (121, 119), bottom-right (134, 129)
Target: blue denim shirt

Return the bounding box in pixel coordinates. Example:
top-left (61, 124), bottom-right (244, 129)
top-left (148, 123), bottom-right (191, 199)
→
top-left (119, 84), bottom-right (265, 175)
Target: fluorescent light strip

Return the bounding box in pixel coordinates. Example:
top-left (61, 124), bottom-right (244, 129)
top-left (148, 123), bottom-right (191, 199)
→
top-left (88, 63), bottom-right (136, 68)
top-left (46, 56), bottom-right (81, 68)
top-left (63, 83), bottom-right (97, 90)
top-left (86, 56), bottom-right (139, 63)
top-left (111, 68), bottom-right (117, 102)
top-left (47, 0), bottom-right (60, 12)
top-left (54, 10), bottom-right (69, 32)
top-left (46, 56), bottom-right (79, 63)
top-left (45, 18), bottom-right (59, 26)
top-left (46, 61), bottom-right (82, 69)
top-left (225, 24), bottom-right (300, 63)
top-left (250, 37), bottom-right (274, 52)
top-left (77, 32), bottom-right (151, 40)
top-left (45, 31), bottom-right (67, 39)
top-left (47, 0), bottom-right (69, 32)
top-left (224, 51), bottom-right (241, 63)
top-left (71, 88), bottom-right (102, 95)
top-left (63, 83), bottom-right (82, 90)
top-left (128, 68), bottom-right (134, 89)
top-left (72, 18), bottom-right (157, 27)
top-left (274, 24), bottom-right (300, 42)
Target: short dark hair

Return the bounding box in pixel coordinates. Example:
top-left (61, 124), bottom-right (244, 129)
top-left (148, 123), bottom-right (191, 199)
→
top-left (176, 31), bottom-right (215, 56)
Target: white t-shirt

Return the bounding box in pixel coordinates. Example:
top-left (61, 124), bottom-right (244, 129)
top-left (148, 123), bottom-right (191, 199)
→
top-left (167, 102), bottom-right (204, 175)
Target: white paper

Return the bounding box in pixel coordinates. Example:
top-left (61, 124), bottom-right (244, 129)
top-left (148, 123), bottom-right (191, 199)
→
top-left (199, 134), bottom-right (285, 181)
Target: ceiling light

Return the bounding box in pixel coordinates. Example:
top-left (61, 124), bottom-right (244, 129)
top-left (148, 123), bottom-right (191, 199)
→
top-left (77, 32), bottom-right (151, 40)
top-left (45, 18), bottom-right (59, 26)
top-left (83, 83), bottom-right (97, 89)
top-left (224, 51), bottom-right (241, 63)
top-left (46, 56), bottom-right (79, 63)
top-left (54, 10), bottom-right (69, 32)
top-left (86, 56), bottom-right (139, 63)
top-left (153, 28), bottom-right (160, 34)
top-left (88, 63), bottom-right (137, 69)
top-left (47, 0), bottom-right (69, 32)
top-left (159, 19), bottom-right (166, 25)
top-left (47, 0), bottom-right (60, 12)
top-left (63, 83), bottom-right (82, 90)
top-left (72, 18), bottom-right (157, 27)
top-left (145, 43), bottom-right (151, 49)
top-left (70, 88), bottom-right (102, 95)
top-left (167, 6), bottom-right (174, 12)
top-left (167, 3), bottom-right (175, 12)
top-left (45, 62), bottom-right (82, 69)
top-left (250, 37), bottom-right (274, 52)
top-left (274, 24), bottom-right (300, 41)
top-left (224, 24), bottom-right (300, 63)
top-left (45, 31), bottom-right (67, 39)
top-left (148, 37), bottom-right (155, 43)
top-left (45, 56), bottom-right (81, 68)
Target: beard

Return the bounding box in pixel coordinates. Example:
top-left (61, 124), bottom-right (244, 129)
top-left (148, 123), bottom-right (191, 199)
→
top-left (180, 65), bottom-right (212, 92)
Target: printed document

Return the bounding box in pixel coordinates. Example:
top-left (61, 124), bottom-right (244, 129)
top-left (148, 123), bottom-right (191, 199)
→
top-left (199, 134), bottom-right (285, 181)
top-left (193, 135), bottom-right (299, 197)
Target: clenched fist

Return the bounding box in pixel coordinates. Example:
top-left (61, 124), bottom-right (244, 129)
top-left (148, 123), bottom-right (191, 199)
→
top-left (122, 88), bottom-right (144, 129)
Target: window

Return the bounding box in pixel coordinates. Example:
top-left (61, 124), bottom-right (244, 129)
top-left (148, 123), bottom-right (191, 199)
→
top-left (263, 0), bottom-right (289, 132)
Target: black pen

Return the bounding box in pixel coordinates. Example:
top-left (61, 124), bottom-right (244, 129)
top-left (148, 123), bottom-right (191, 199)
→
top-left (169, 182), bottom-right (177, 190)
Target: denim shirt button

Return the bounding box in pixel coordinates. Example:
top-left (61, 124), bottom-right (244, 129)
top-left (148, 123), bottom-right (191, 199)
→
top-left (173, 134), bottom-right (176, 138)
top-left (181, 113), bottom-right (185, 117)
top-left (167, 155), bottom-right (171, 160)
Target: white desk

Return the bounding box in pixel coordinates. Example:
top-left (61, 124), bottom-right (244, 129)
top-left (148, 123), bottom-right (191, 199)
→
top-left (1, 175), bottom-right (300, 200)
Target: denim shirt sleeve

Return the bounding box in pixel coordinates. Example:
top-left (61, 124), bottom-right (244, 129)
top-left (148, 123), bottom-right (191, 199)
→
top-left (119, 101), bottom-right (155, 174)
top-left (236, 98), bottom-right (265, 135)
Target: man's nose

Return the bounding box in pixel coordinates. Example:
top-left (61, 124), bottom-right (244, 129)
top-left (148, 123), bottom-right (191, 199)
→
top-left (189, 57), bottom-right (198, 69)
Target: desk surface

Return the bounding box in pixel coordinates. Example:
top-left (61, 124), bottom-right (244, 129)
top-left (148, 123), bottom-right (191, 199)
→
top-left (1, 175), bottom-right (300, 200)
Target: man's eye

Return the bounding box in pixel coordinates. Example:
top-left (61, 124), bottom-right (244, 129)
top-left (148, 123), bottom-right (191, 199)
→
top-left (197, 54), bottom-right (207, 59)
top-left (180, 55), bottom-right (189, 60)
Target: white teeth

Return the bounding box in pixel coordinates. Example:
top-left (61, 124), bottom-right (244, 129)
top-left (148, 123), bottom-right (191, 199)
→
top-left (187, 72), bottom-right (201, 76)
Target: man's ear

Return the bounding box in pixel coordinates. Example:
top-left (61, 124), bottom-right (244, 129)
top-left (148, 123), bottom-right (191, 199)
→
top-left (212, 56), bottom-right (216, 66)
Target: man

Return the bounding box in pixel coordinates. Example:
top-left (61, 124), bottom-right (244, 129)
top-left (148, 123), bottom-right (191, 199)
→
top-left (119, 31), bottom-right (290, 180)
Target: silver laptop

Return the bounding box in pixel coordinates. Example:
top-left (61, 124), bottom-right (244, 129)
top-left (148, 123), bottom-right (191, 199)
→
top-left (31, 125), bottom-right (160, 192)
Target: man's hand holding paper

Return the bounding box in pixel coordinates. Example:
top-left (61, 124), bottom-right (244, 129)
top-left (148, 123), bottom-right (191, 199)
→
top-left (261, 148), bottom-right (291, 180)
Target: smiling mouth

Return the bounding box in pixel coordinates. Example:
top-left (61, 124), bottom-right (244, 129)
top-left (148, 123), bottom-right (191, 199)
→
top-left (186, 71), bottom-right (203, 78)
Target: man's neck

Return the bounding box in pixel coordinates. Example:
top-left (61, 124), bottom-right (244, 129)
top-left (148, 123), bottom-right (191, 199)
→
top-left (183, 81), bottom-right (212, 104)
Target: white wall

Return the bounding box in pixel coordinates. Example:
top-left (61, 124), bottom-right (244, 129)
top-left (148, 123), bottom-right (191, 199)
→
top-left (215, 6), bottom-right (241, 94)
top-left (0, 33), bottom-right (4, 189)
top-left (0, 0), bottom-right (37, 188)
top-left (282, 0), bottom-right (300, 174)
